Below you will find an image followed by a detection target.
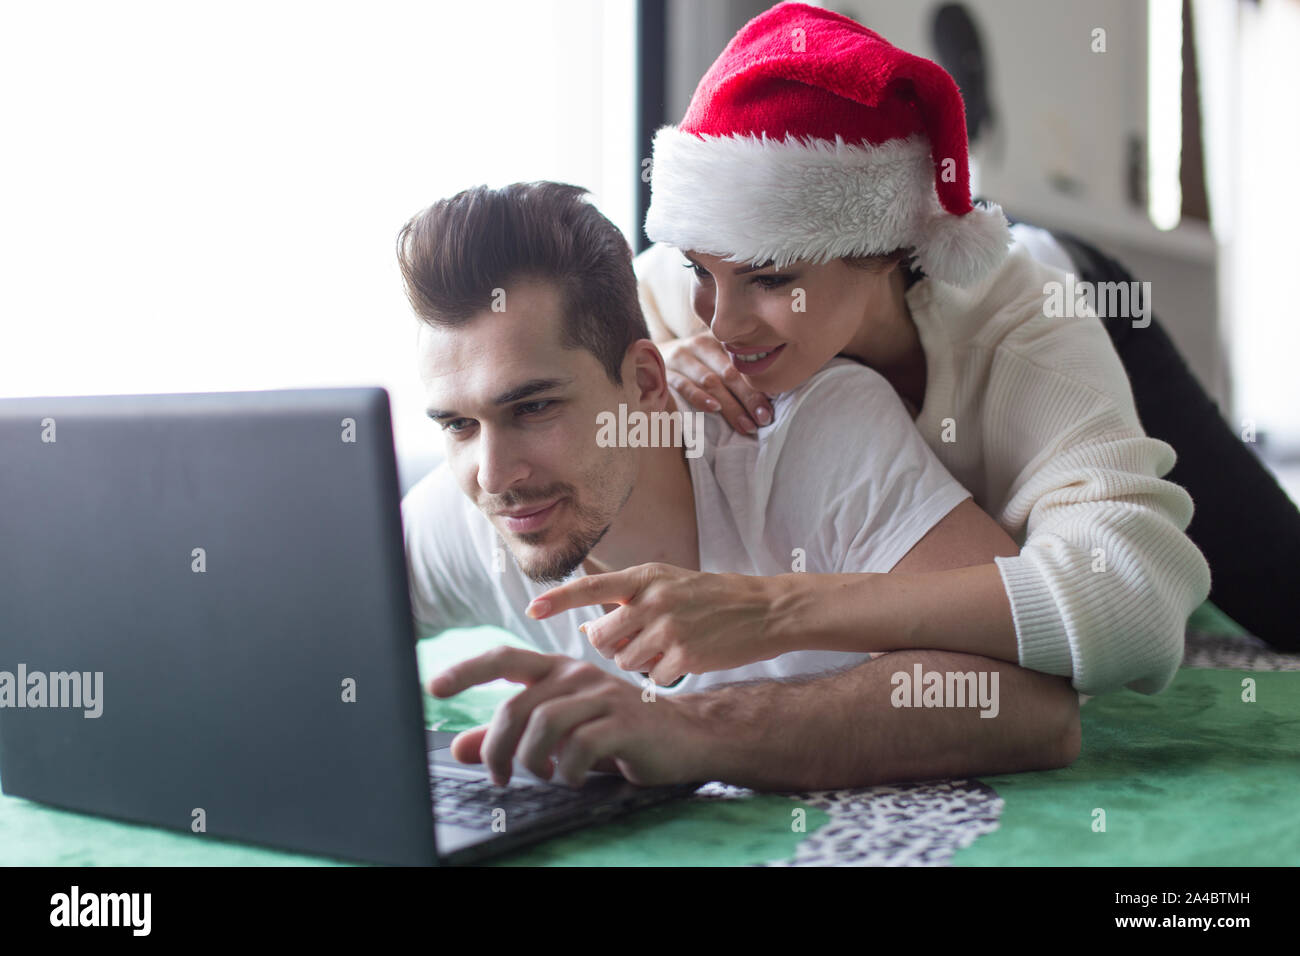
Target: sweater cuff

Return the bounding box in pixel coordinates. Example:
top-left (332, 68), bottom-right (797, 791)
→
top-left (993, 555), bottom-right (1075, 679)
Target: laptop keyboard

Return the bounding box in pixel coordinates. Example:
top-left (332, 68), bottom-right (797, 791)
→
top-left (431, 770), bottom-right (602, 831)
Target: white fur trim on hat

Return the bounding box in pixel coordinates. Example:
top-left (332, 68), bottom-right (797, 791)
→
top-left (644, 126), bottom-right (1010, 287)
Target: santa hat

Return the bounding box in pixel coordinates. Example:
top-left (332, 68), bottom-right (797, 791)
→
top-left (644, 1), bottom-right (1010, 288)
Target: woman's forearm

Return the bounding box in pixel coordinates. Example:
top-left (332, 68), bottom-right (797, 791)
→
top-left (771, 564), bottom-right (1020, 664)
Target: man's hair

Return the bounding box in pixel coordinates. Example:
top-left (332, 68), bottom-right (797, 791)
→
top-left (396, 181), bottom-right (649, 384)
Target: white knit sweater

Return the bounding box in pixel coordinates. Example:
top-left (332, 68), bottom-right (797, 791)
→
top-left (633, 233), bottom-right (1212, 696)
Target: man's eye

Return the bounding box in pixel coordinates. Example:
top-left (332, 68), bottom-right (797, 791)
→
top-left (516, 400), bottom-right (553, 416)
top-left (440, 418), bottom-right (473, 434)
top-left (683, 261), bottom-right (712, 281)
top-left (753, 274), bottom-right (793, 290)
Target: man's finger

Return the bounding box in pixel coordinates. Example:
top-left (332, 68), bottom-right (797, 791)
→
top-left (480, 676), bottom-right (565, 785)
top-left (428, 646), bottom-right (557, 698)
top-left (445, 719), bottom-right (622, 782)
top-left (527, 569), bottom-right (642, 619)
top-left (448, 725), bottom-right (489, 764)
top-left (515, 691), bottom-right (612, 780)
top-left (478, 661), bottom-right (606, 784)
top-left (554, 716), bottom-right (626, 787)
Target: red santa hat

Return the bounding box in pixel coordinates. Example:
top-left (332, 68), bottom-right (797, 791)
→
top-left (645, 1), bottom-right (1010, 288)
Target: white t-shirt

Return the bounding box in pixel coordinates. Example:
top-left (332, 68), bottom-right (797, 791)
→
top-left (401, 358), bottom-right (972, 694)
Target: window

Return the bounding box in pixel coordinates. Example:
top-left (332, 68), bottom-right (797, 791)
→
top-left (0, 0), bottom-right (637, 473)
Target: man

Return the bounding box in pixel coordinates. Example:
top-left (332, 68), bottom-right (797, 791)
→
top-left (398, 181), bottom-right (1080, 792)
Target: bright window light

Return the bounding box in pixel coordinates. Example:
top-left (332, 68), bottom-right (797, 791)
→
top-left (0, 0), bottom-right (637, 466)
top-left (1148, 0), bottom-right (1183, 230)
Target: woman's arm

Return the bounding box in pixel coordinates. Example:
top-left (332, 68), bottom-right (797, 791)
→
top-left (793, 322), bottom-right (1213, 693)
top-left (789, 247), bottom-right (1213, 695)
top-left (768, 498), bottom-right (1022, 663)
top-left (980, 411), bottom-right (1211, 696)
top-left (770, 567), bottom-right (1019, 663)
top-left (922, 249), bottom-right (1212, 696)
top-left (529, 494), bottom-right (1027, 681)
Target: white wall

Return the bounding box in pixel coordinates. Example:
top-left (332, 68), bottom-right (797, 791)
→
top-left (826, 0), bottom-right (1227, 410)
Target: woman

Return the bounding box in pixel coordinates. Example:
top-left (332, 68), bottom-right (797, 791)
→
top-left (531, 2), bottom-right (1296, 695)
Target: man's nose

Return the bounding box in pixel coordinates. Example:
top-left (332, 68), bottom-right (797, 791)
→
top-left (475, 427), bottom-right (528, 496)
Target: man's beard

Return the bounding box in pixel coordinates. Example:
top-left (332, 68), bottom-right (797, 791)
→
top-left (492, 481), bottom-right (626, 585)
top-left (515, 518), bottom-right (612, 584)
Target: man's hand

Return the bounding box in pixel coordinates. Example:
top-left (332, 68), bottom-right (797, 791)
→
top-left (427, 646), bottom-right (708, 788)
top-left (526, 563), bottom-right (786, 683)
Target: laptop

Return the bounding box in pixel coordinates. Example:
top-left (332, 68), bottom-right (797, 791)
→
top-left (0, 387), bottom-right (698, 865)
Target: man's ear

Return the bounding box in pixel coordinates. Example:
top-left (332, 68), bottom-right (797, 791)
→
top-left (625, 339), bottom-right (671, 408)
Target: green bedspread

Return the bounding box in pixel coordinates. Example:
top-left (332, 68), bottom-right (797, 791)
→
top-left (2, 604), bottom-right (1296, 866)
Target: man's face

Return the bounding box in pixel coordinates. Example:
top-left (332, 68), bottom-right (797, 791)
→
top-left (419, 278), bottom-right (638, 583)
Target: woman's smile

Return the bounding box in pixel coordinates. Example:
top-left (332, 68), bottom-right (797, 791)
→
top-left (725, 342), bottom-right (786, 376)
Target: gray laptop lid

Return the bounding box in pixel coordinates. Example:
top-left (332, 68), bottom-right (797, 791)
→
top-left (0, 388), bottom-right (439, 866)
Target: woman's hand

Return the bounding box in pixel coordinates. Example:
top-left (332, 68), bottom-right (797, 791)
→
top-left (660, 332), bottom-right (774, 435)
top-left (525, 563), bottom-right (787, 684)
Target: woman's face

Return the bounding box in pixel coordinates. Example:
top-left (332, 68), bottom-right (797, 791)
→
top-left (682, 250), bottom-right (899, 395)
